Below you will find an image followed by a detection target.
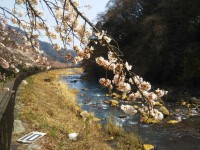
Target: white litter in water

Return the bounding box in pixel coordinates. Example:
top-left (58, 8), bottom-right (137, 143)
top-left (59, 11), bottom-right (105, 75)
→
top-left (141, 124), bottom-right (149, 128)
top-left (96, 94), bottom-right (101, 97)
top-left (85, 102), bottom-right (92, 105)
top-left (101, 104), bottom-right (108, 109)
top-left (128, 121), bottom-right (138, 125)
top-left (118, 118), bottom-right (126, 123)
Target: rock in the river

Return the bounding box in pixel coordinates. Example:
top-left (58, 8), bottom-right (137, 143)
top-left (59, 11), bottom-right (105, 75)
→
top-left (167, 120), bottom-right (179, 124)
top-left (13, 120), bottom-right (25, 134)
top-left (105, 94), bottom-right (111, 97)
top-left (180, 100), bottom-right (187, 106)
top-left (111, 93), bottom-right (121, 99)
top-left (133, 105), bottom-right (139, 109)
top-left (103, 100), bottom-right (110, 104)
top-left (110, 100), bottom-right (119, 107)
top-left (190, 97), bottom-right (200, 105)
top-left (159, 106), bottom-right (170, 116)
top-left (143, 144), bottom-right (155, 150)
top-left (154, 101), bottom-right (163, 106)
top-left (140, 115), bottom-right (160, 124)
top-left (188, 109), bottom-right (199, 116)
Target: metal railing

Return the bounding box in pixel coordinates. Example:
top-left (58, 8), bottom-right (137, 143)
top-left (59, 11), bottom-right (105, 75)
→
top-left (0, 68), bottom-right (41, 150)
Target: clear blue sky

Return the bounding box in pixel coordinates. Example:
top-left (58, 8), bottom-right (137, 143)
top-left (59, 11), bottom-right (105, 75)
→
top-left (0, 0), bottom-right (109, 23)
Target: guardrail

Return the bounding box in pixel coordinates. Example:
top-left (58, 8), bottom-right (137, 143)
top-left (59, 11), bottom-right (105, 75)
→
top-left (0, 68), bottom-right (41, 150)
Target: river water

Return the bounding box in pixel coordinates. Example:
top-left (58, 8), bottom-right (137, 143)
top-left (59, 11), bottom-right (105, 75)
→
top-left (62, 73), bottom-right (200, 150)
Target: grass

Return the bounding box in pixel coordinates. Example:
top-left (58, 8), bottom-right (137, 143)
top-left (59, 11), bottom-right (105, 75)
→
top-left (13, 68), bottom-right (143, 150)
top-left (14, 68), bottom-right (112, 150)
top-left (104, 118), bottom-right (143, 150)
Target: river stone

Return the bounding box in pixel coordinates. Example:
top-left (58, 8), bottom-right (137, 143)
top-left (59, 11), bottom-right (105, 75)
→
top-left (133, 105), bottom-right (139, 109)
top-left (27, 144), bottom-right (41, 150)
top-left (140, 116), bottom-right (160, 124)
top-left (159, 106), bottom-right (170, 116)
top-left (13, 120), bottom-right (25, 134)
top-left (180, 101), bottom-right (187, 106)
top-left (110, 100), bottom-right (119, 107)
top-left (111, 93), bottom-right (121, 99)
top-left (154, 102), bottom-right (163, 106)
top-left (190, 97), bottom-right (200, 105)
top-left (167, 120), bottom-right (179, 124)
top-left (103, 100), bottom-right (110, 104)
top-left (143, 144), bottom-right (155, 150)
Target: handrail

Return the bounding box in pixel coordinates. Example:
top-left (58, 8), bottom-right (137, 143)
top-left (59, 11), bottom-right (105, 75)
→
top-left (0, 68), bottom-right (42, 150)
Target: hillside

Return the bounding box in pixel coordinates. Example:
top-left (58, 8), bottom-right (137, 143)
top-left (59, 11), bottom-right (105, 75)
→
top-left (10, 26), bottom-right (76, 63)
top-left (38, 40), bottom-right (76, 63)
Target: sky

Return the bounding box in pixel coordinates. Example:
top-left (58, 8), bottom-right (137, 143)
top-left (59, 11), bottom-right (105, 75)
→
top-left (79, 0), bottom-right (109, 23)
top-left (0, 0), bottom-right (109, 22)
top-left (0, 0), bottom-right (109, 44)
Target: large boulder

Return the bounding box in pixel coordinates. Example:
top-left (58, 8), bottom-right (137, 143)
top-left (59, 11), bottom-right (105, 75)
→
top-left (159, 106), bottom-right (170, 116)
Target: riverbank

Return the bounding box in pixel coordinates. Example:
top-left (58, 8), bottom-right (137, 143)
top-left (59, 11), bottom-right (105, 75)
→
top-left (12, 68), bottom-right (112, 149)
top-left (63, 72), bottom-right (200, 150)
top-left (11, 68), bottom-right (142, 150)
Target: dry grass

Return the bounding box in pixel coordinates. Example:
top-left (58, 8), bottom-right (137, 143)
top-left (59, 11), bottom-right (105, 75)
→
top-left (14, 68), bottom-right (112, 150)
top-left (104, 118), bottom-right (143, 150)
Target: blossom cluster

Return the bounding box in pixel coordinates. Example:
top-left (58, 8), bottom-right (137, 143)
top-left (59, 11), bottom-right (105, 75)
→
top-left (95, 50), bottom-right (168, 120)
top-left (0, 18), bottom-right (49, 80)
top-left (0, 0), bottom-right (169, 121)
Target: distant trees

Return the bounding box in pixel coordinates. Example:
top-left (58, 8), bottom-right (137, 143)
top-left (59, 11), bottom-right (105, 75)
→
top-left (84, 0), bottom-right (200, 88)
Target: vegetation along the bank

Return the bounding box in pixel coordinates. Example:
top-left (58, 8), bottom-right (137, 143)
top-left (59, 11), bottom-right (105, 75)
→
top-left (12, 68), bottom-right (143, 150)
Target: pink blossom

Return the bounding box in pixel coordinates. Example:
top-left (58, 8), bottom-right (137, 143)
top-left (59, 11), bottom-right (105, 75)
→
top-left (95, 57), bottom-right (109, 68)
top-left (139, 81), bottom-right (151, 91)
top-left (0, 57), bottom-right (9, 69)
top-left (108, 51), bottom-right (117, 63)
top-left (99, 78), bottom-right (111, 87)
top-left (133, 76), bottom-right (143, 85)
top-left (125, 62), bottom-right (132, 71)
top-left (112, 74), bottom-right (125, 86)
top-left (121, 105), bottom-right (137, 115)
top-left (155, 88), bottom-right (168, 98)
top-left (117, 82), bottom-right (131, 93)
top-left (129, 92), bottom-right (141, 101)
top-left (114, 63), bottom-right (123, 74)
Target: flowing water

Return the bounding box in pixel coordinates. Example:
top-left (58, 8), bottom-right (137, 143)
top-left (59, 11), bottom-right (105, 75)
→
top-left (62, 73), bottom-right (200, 150)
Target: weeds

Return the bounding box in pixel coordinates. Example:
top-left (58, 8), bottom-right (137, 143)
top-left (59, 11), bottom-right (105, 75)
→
top-left (104, 117), bottom-right (143, 150)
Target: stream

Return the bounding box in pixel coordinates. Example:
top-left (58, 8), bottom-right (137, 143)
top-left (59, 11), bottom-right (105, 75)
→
top-left (62, 73), bottom-right (200, 150)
